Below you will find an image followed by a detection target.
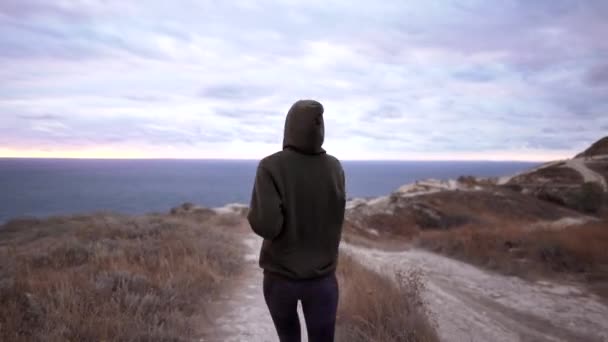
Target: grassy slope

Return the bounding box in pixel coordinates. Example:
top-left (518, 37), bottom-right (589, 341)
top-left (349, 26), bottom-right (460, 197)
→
top-left (417, 220), bottom-right (608, 298)
top-left (0, 212), bottom-right (244, 341)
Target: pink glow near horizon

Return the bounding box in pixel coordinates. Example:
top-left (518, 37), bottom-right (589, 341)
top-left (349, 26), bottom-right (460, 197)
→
top-left (1, 1), bottom-right (607, 159)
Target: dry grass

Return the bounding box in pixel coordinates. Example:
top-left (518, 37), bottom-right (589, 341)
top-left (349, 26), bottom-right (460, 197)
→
top-left (0, 212), bottom-right (244, 342)
top-left (417, 221), bottom-right (608, 297)
top-left (336, 254), bottom-right (439, 342)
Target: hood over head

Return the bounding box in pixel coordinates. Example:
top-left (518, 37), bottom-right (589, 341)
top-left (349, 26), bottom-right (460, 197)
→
top-left (283, 99), bottom-right (326, 154)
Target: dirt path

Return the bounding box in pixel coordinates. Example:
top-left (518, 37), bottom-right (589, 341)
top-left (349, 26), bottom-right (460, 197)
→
top-left (202, 213), bottom-right (608, 341)
top-left (200, 234), bottom-right (307, 342)
top-left (564, 159), bottom-right (608, 190)
top-left (499, 158), bottom-right (608, 190)
top-left (344, 244), bottom-right (608, 342)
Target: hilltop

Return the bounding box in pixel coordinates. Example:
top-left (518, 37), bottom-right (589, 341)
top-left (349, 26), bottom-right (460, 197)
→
top-left (345, 136), bottom-right (608, 241)
top-left (576, 136), bottom-right (608, 158)
top-left (504, 136), bottom-right (607, 213)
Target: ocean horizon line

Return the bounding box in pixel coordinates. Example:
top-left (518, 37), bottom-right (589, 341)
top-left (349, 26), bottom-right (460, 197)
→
top-left (0, 158), bottom-right (541, 223)
top-left (0, 156), bottom-right (549, 163)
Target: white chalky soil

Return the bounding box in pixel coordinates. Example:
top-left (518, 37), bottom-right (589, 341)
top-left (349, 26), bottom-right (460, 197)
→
top-left (200, 235), bottom-right (308, 342)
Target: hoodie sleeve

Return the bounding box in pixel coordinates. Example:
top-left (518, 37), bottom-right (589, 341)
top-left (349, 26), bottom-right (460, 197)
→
top-left (247, 164), bottom-right (284, 240)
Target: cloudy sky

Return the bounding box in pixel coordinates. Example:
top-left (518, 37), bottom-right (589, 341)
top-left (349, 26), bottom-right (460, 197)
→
top-left (1, 0), bottom-right (607, 161)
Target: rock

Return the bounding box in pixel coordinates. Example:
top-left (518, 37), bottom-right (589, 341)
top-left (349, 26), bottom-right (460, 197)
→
top-left (213, 203), bottom-right (249, 217)
top-left (170, 202), bottom-right (196, 215)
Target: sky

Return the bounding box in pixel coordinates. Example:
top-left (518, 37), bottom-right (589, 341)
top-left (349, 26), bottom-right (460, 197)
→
top-left (0, 0), bottom-right (607, 161)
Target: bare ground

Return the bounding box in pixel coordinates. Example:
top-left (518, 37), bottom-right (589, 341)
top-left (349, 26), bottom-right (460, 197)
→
top-left (198, 234), bottom-right (308, 342)
top-left (344, 244), bottom-right (608, 342)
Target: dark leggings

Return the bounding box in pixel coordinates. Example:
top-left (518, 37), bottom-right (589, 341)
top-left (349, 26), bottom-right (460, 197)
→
top-left (263, 272), bottom-right (339, 342)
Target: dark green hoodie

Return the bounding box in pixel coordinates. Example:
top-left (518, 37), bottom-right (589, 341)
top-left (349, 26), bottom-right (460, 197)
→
top-left (247, 100), bottom-right (346, 280)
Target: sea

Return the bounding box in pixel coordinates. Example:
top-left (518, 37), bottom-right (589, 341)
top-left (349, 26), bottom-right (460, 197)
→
top-left (0, 158), bottom-right (540, 224)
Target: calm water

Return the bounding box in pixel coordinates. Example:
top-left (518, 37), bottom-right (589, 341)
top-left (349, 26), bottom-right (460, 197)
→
top-left (0, 158), bottom-right (539, 223)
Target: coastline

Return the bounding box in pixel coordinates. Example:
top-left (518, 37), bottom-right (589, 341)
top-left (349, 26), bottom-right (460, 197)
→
top-left (0, 160), bottom-right (540, 225)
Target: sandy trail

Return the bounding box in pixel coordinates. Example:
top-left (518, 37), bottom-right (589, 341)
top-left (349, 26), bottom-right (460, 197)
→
top-left (344, 244), bottom-right (608, 342)
top-left (200, 234), bottom-right (307, 342)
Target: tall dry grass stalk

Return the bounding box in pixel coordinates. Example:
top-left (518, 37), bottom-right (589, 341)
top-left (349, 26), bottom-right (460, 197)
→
top-left (336, 254), bottom-right (439, 342)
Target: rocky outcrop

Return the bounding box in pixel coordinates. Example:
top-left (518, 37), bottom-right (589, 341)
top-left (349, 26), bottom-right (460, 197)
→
top-left (504, 136), bottom-right (608, 213)
top-left (170, 202), bottom-right (249, 216)
top-left (345, 184), bottom-right (581, 236)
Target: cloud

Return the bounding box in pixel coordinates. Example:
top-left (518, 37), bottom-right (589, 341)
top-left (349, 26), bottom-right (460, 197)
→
top-left (0, 0), bottom-right (607, 160)
top-left (16, 113), bottom-right (63, 120)
top-left (199, 84), bottom-right (269, 101)
top-left (451, 67), bottom-right (497, 83)
top-left (585, 64), bottom-right (608, 87)
top-left (122, 94), bottom-right (170, 103)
